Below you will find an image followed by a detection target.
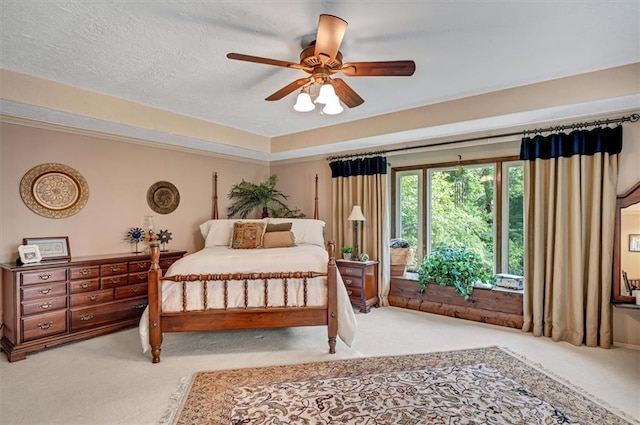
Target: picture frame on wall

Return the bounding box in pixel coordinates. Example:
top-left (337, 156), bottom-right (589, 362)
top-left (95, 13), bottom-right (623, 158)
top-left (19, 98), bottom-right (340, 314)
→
top-left (18, 244), bottom-right (42, 264)
top-left (22, 236), bottom-right (71, 261)
top-left (630, 234), bottom-right (640, 252)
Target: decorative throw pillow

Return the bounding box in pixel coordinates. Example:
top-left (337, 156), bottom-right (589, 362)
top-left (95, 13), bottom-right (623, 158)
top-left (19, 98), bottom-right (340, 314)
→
top-left (262, 231), bottom-right (296, 248)
top-left (265, 222), bottom-right (292, 233)
top-left (230, 222), bottom-right (266, 249)
top-left (268, 219), bottom-right (325, 247)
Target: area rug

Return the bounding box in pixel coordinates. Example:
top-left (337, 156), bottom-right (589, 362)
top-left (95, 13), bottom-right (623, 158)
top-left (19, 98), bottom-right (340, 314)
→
top-left (160, 346), bottom-right (635, 425)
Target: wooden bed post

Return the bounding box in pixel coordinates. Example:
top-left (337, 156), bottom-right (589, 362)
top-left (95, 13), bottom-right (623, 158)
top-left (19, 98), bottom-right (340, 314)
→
top-left (314, 174), bottom-right (319, 220)
top-left (326, 240), bottom-right (338, 354)
top-left (148, 242), bottom-right (163, 363)
top-left (212, 171), bottom-right (219, 219)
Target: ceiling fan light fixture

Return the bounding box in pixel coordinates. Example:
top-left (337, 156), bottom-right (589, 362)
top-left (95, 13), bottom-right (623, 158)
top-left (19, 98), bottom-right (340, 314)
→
top-left (322, 98), bottom-right (344, 115)
top-left (315, 82), bottom-right (337, 104)
top-left (293, 91), bottom-right (315, 112)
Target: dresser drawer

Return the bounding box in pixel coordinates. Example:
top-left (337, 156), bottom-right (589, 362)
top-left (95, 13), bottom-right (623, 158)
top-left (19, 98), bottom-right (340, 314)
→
top-left (71, 297), bottom-right (148, 331)
top-left (345, 286), bottom-right (363, 301)
top-left (342, 275), bottom-right (363, 289)
top-left (101, 275), bottom-right (128, 288)
top-left (101, 263), bottom-right (128, 277)
top-left (129, 271), bottom-right (148, 284)
top-left (22, 310), bottom-right (67, 341)
top-left (70, 279), bottom-right (100, 294)
top-left (338, 266), bottom-right (362, 278)
top-left (115, 283), bottom-right (147, 299)
top-left (69, 265), bottom-right (100, 280)
top-left (22, 296), bottom-right (67, 316)
top-left (70, 289), bottom-right (114, 307)
top-left (21, 282), bottom-right (67, 301)
top-left (21, 268), bottom-right (67, 285)
top-left (160, 257), bottom-right (179, 269)
top-left (129, 260), bottom-right (151, 273)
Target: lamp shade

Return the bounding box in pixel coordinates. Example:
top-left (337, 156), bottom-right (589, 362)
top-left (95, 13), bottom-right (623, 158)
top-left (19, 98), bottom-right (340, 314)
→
top-left (315, 83), bottom-right (337, 104)
top-left (322, 98), bottom-right (344, 115)
top-left (293, 92), bottom-right (315, 112)
top-left (347, 205), bottom-right (366, 221)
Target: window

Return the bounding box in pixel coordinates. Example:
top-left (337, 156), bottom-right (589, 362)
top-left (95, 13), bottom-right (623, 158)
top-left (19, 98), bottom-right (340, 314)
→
top-left (393, 157), bottom-right (523, 276)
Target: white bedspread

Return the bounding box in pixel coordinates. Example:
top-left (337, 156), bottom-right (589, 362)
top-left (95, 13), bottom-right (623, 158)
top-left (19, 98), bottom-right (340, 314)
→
top-left (139, 245), bottom-right (357, 352)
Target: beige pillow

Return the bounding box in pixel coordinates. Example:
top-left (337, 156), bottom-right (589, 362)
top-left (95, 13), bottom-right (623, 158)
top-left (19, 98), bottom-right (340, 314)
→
top-left (230, 222), bottom-right (266, 249)
top-left (262, 231), bottom-right (296, 248)
top-left (265, 222), bottom-right (292, 233)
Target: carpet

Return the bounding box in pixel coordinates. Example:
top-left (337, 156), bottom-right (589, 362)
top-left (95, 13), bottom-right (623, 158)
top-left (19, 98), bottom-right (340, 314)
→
top-left (160, 346), bottom-right (635, 425)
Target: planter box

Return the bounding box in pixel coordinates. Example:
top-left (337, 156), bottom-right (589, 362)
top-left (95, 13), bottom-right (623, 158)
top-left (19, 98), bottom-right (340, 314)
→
top-left (389, 276), bottom-right (524, 329)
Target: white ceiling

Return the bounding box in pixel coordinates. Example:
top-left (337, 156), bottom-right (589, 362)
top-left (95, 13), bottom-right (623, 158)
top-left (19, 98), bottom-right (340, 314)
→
top-left (1, 1), bottom-right (639, 159)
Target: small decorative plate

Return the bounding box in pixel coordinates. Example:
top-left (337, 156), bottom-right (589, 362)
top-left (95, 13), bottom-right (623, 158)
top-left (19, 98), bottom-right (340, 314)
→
top-left (147, 181), bottom-right (180, 214)
top-left (20, 163), bottom-right (89, 218)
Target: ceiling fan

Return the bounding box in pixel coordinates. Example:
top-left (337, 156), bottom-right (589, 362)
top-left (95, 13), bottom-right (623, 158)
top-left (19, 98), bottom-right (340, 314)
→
top-left (226, 14), bottom-right (416, 113)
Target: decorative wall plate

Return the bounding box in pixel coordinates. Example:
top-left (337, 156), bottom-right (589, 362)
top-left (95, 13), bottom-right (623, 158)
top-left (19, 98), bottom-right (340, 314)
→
top-left (20, 163), bottom-right (89, 218)
top-left (147, 181), bottom-right (180, 214)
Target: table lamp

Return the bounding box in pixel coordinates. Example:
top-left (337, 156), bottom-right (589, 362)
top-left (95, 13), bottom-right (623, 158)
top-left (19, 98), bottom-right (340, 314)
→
top-left (347, 205), bottom-right (366, 261)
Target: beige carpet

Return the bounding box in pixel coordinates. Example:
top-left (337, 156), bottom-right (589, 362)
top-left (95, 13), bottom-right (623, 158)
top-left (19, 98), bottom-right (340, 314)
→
top-left (1, 307), bottom-right (639, 424)
top-left (162, 346), bottom-right (635, 425)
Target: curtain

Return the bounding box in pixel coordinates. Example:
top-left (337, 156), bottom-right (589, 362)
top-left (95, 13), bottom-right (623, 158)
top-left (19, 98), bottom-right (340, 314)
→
top-left (520, 126), bottom-right (622, 348)
top-left (329, 156), bottom-right (391, 305)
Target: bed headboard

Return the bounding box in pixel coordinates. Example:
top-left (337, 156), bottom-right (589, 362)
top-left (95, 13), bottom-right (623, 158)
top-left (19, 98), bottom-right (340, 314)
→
top-left (211, 173), bottom-right (319, 220)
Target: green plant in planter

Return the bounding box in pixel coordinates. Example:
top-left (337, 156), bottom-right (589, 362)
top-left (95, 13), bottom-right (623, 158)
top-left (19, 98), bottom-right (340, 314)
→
top-left (417, 244), bottom-right (491, 299)
top-left (341, 246), bottom-right (353, 259)
top-left (227, 174), bottom-right (305, 219)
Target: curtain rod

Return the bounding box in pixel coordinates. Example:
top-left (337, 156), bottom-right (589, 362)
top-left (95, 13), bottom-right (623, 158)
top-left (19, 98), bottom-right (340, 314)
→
top-left (326, 112), bottom-right (639, 161)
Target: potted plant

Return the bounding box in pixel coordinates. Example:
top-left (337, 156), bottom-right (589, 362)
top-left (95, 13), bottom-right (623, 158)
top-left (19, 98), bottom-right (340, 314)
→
top-left (417, 244), bottom-right (491, 300)
top-left (341, 246), bottom-right (354, 260)
top-left (227, 174), bottom-right (305, 218)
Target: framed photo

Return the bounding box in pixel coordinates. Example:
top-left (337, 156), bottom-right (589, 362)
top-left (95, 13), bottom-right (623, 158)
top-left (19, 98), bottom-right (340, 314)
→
top-left (22, 236), bottom-right (71, 261)
top-left (630, 234), bottom-right (640, 252)
top-left (18, 244), bottom-right (42, 264)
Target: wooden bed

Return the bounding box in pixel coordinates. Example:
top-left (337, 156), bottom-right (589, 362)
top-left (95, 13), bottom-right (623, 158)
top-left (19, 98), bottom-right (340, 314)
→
top-left (146, 174), bottom-right (340, 363)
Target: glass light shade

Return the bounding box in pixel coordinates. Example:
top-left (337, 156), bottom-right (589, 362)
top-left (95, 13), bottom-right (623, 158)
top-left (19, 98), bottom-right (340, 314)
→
top-left (347, 205), bottom-right (366, 221)
top-left (322, 98), bottom-right (344, 115)
top-left (315, 83), bottom-right (337, 104)
top-left (143, 215), bottom-right (155, 234)
top-left (293, 92), bottom-right (315, 112)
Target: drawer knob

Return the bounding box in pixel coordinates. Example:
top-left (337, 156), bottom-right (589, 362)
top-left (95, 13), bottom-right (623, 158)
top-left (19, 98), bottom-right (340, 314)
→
top-left (37, 321), bottom-right (54, 330)
top-left (38, 273), bottom-right (51, 281)
top-left (79, 313), bottom-right (94, 321)
top-left (80, 282), bottom-right (89, 289)
top-left (79, 268), bottom-right (91, 276)
top-left (134, 303), bottom-right (148, 309)
top-left (38, 302), bottom-right (52, 310)
top-left (88, 295), bottom-right (99, 301)
top-left (38, 287), bottom-right (52, 295)
top-left (137, 274), bottom-right (145, 281)
top-left (110, 278), bottom-right (120, 284)
top-left (345, 279), bottom-right (353, 285)
top-left (131, 286), bottom-right (140, 292)
top-left (137, 262), bottom-right (146, 268)
top-left (110, 266), bottom-right (121, 272)
top-left (347, 290), bottom-right (353, 296)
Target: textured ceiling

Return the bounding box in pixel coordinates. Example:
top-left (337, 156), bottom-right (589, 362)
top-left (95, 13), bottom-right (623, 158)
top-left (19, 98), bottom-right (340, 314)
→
top-left (1, 1), bottom-right (639, 159)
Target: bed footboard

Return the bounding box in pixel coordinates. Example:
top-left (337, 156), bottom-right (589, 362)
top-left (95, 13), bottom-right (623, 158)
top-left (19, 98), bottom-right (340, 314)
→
top-left (147, 241), bottom-right (338, 363)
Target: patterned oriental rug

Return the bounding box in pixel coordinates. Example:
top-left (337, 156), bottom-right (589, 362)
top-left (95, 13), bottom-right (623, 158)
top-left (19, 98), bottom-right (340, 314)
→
top-left (161, 346), bottom-right (635, 425)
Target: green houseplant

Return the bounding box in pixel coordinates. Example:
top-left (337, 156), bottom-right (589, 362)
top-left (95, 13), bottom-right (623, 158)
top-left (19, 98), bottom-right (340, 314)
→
top-left (417, 244), bottom-right (491, 299)
top-left (227, 174), bottom-right (305, 219)
top-left (341, 246), bottom-right (353, 260)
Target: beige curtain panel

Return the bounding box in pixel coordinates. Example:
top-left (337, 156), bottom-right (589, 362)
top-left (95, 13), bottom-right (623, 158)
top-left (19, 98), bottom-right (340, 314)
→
top-left (330, 156), bottom-right (390, 305)
top-left (520, 126), bottom-right (623, 348)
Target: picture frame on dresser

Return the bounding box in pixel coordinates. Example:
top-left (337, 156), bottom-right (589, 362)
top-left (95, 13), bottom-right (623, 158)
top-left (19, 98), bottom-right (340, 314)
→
top-left (17, 244), bottom-right (42, 264)
top-left (23, 236), bottom-right (70, 261)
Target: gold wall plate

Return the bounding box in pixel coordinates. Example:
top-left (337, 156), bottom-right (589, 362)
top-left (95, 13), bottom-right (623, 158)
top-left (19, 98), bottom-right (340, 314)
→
top-left (147, 181), bottom-right (180, 214)
top-left (20, 163), bottom-right (89, 218)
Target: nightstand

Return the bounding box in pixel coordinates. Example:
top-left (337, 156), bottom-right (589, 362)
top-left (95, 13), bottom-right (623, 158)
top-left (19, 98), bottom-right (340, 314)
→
top-left (336, 259), bottom-right (379, 313)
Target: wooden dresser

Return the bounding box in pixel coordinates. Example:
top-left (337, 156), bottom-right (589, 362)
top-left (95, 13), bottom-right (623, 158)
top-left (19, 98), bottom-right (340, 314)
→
top-left (336, 259), bottom-right (379, 313)
top-left (1, 250), bottom-right (185, 362)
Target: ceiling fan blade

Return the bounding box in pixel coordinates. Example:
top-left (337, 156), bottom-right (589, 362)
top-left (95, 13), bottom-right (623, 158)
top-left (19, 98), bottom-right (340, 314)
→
top-left (265, 77), bottom-right (312, 101)
top-left (314, 14), bottom-right (348, 63)
top-left (331, 78), bottom-right (364, 108)
top-left (341, 61), bottom-right (416, 77)
top-left (227, 53), bottom-right (310, 71)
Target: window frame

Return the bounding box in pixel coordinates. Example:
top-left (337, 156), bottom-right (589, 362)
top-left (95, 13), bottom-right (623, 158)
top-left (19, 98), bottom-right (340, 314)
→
top-left (391, 155), bottom-right (521, 275)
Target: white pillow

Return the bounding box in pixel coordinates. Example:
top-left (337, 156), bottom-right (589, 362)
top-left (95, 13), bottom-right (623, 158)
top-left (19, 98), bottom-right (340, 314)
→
top-left (267, 218), bottom-right (325, 247)
top-left (200, 219), bottom-right (265, 247)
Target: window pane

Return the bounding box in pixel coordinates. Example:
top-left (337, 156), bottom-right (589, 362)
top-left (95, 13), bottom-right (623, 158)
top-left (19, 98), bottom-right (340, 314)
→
top-left (398, 173), bottom-right (420, 266)
top-left (506, 164), bottom-right (524, 275)
top-left (428, 165), bottom-right (494, 275)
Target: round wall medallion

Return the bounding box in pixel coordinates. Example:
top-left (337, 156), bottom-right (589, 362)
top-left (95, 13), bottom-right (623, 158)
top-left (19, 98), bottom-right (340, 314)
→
top-left (147, 181), bottom-right (180, 214)
top-left (20, 163), bottom-right (89, 218)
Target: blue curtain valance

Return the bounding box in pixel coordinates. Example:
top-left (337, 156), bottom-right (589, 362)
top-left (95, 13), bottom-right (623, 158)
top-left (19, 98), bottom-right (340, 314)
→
top-left (330, 155), bottom-right (387, 178)
top-left (519, 126), bottom-right (622, 161)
